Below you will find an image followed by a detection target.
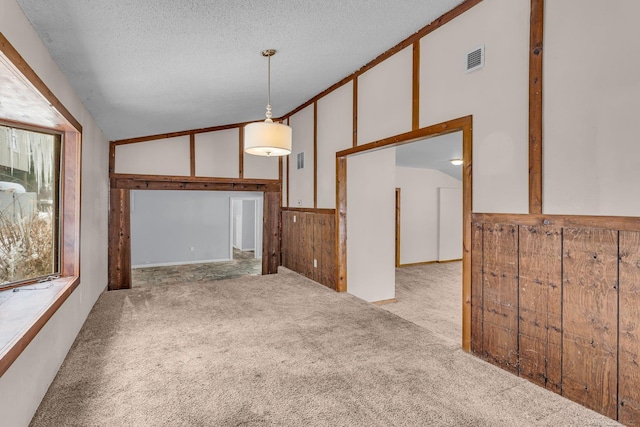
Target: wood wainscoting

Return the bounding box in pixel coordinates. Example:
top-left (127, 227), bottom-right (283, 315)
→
top-left (281, 208), bottom-right (336, 290)
top-left (471, 214), bottom-right (640, 424)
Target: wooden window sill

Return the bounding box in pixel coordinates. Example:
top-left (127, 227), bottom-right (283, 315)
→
top-left (0, 276), bottom-right (80, 377)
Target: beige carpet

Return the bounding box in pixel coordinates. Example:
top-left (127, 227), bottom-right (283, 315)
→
top-left (30, 268), bottom-right (619, 426)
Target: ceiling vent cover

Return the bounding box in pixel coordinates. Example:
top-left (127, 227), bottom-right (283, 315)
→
top-left (465, 45), bottom-right (485, 73)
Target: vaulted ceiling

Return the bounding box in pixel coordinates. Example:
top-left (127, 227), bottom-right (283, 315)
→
top-left (15, 0), bottom-right (464, 141)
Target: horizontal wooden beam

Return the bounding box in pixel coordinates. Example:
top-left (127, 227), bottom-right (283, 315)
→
top-left (337, 115), bottom-right (472, 158)
top-left (281, 207), bottom-right (336, 215)
top-left (472, 212), bottom-right (640, 232)
top-left (110, 173), bottom-right (281, 192)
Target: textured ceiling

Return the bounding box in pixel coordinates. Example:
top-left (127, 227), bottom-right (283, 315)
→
top-left (395, 132), bottom-right (463, 180)
top-left (15, 0), bottom-right (464, 141)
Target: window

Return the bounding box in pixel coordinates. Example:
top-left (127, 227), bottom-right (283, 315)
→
top-left (0, 125), bottom-right (61, 287)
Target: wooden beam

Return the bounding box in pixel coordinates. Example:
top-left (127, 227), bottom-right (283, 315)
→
top-left (262, 191), bottom-right (282, 275)
top-left (338, 115), bottom-right (472, 158)
top-left (108, 141), bottom-right (116, 174)
top-left (189, 133), bottom-right (196, 176)
top-left (472, 212), bottom-right (640, 232)
top-left (282, 207), bottom-right (336, 215)
top-left (462, 117), bottom-right (473, 352)
top-left (529, 0), bottom-right (544, 214)
top-left (353, 77), bottom-right (358, 147)
top-left (314, 101), bottom-right (318, 208)
top-left (112, 120), bottom-right (253, 145)
top-left (108, 188), bottom-right (131, 290)
top-left (412, 42), bottom-right (420, 130)
top-left (335, 157), bottom-right (348, 292)
top-left (239, 126), bottom-right (244, 179)
top-left (395, 188), bottom-right (401, 267)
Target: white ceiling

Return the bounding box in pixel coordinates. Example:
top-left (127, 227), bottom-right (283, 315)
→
top-left (15, 0), bottom-right (465, 141)
top-left (395, 131), bottom-right (463, 180)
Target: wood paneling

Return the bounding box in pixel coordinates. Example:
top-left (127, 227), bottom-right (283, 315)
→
top-left (619, 231), bottom-right (640, 425)
top-left (108, 188), bottom-right (131, 290)
top-left (562, 228), bottom-right (618, 419)
top-left (470, 222), bottom-right (484, 356)
top-left (482, 223), bottom-right (519, 374)
top-left (518, 225), bottom-right (562, 393)
top-left (472, 212), bottom-right (640, 232)
top-left (281, 209), bottom-right (336, 290)
top-left (336, 157), bottom-right (347, 292)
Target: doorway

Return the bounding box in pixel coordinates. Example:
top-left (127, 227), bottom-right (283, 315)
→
top-left (230, 197), bottom-right (263, 261)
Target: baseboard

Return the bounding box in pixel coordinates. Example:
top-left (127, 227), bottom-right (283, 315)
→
top-left (371, 298), bottom-right (397, 306)
top-left (132, 258), bottom-right (231, 269)
top-left (397, 259), bottom-right (462, 268)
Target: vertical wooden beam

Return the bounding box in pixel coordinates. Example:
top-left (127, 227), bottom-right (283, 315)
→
top-left (189, 133), bottom-right (196, 177)
top-left (262, 191), bottom-right (281, 275)
top-left (619, 231), bottom-right (640, 425)
top-left (412, 42), bottom-right (420, 130)
top-left (108, 141), bottom-right (116, 174)
top-left (529, 0), bottom-right (544, 214)
top-left (62, 130), bottom-right (81, 277)
top-left (352, 77), bottom-right (358, 147)
top-left (239, 126), bottom-right (244, 179)
top-left (286, 118), bottom-right (290, 207)
top-left (562, 228), bottom-right (618, 419)
top-left (108, 188), bottom-right (131, 290)
top-left (313, 101), bottom-right (318, 208)
top-left (395, 188), bottom-right (401, 267)
top-left (462, 119), bottom-right (473, 352)
top-left (336, 157), bottom-right (347, 292)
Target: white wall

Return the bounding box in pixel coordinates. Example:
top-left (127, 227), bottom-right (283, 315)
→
top-left (241, 199), bottom-right (256, 251)
top-left (317, 81), bottom-right (353, 208)
top-left (439, 187), bottom-right (463, 261)
top-left (347, 148), bottom-right (396, 302)
top-left (131, 191), bottom-right (262, 267)
top-left (396, 167), bottom-right (462, 264)
top-left (420, 0), bottom-right (530, 214)
top-left (543, 1), bottom-right (640, 216)
top-left (358, 47), bottom-right (413, 145)
top-left (288, 104), bottom-right (315, 207)
top-left (115, 136), bottom-right (191, 176)
top-left (0, 1), bottom-right (109, 425)
top-left (195, 128), bottom-right (239, 178)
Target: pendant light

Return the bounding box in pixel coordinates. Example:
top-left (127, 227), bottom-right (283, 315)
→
top-left (244, 49), bottom-right (292, 156)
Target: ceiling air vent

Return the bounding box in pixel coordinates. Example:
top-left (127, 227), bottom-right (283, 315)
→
top-left (465, 45), bottom-right (485, 73)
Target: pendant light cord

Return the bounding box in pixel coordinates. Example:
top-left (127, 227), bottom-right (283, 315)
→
top-left (266, 53), bottom-right (272, 121)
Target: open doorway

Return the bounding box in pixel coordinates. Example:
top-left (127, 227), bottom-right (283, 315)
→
top-left (230, 197), bottom-right (262, 262)
top-left (337, 116), bottom-right (471, 349)
top-left (129, 190), bottom-right (263, 287)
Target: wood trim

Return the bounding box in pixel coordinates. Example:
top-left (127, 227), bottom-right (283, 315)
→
top-left (313, 101), bottom-right (318, 208)
top-left (110, 173), bottom-right (279, 186)
top-left (0, 33), bottom-right (82, 133)
top-left (109, 141), bottom-right (116, 174)
top-left (371, 298), bottom-right (398, 306)
top-left (395, 188), bottom-right (401, 267)
top-left (472, 212), bottom-right (640, 232)
top-left (262, 192), bottom-right (282, 275)
top-left (412, 42), bottom-right (420, 130)
top-left (282, 208), bottom-right (336, 215)
top-left (62, 130), bottom-right (82, 277)
top-left (108, 188), bottom-right (131, 290)
top-left (462, 116), bottom-right (473, 353)
top-left (189, 133), bottom-right (196, 177)
top-left (0, 276), bottom-right (80, 378)
top-left (281, 0), bottom-right (483, 121)
top-left (112, 120), bottom-right (252, 145)
top-left (286, 117), bottom-right (290, 207)
top-left (353, 77), bottom-right (358, 147)
top-left (529, 0), bottom-right (544, 214)
top-left (338, 115), bottom-right (472, 158)
top-left (336, 157), bottom-right (347, 292)
top-left (239, 126), bottom-right (244, 179)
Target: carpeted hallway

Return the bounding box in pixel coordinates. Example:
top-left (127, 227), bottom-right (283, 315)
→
top-left (30, 268), bottom-right (619, 426)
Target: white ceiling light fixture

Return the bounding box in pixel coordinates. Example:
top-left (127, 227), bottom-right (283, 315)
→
top-left (244, 49), bottom-right (292, 157)
top-left (450, 158), bottom-right (463, 166)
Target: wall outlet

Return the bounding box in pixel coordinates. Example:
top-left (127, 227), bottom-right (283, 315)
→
top-left (293, 215), bottom-right (296, 223)
top-left (314, 259), bottom-right (317, 268)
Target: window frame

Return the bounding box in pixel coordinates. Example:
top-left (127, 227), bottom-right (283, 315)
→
top-left (0, 32), bottom-right (82, 377)
top-left (0, 122), bottom-right (64, 289)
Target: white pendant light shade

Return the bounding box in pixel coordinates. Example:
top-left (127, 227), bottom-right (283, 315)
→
top-left (244, 120), bottom-right (292, 156)
top-left (244, 49), bottom-right (292, 157)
